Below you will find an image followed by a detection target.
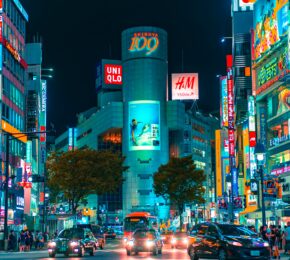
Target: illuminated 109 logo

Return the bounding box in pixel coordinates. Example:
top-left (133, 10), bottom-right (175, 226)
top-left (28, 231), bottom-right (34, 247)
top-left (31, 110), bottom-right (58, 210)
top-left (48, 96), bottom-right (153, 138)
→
top-left (129, 32), bottom-right (159, 56)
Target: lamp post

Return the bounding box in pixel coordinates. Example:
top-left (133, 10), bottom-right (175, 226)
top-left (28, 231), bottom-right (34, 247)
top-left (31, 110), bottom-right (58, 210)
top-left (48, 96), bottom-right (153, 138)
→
top-left (254, 142), bottom-right (266, 227)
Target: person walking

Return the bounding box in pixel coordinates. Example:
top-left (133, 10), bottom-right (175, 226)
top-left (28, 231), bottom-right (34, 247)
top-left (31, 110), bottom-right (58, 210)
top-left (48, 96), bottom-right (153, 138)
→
top-left (8, 230), bottom-right (17, 251)
top-left (18, 230), bottom-right (26, 252)
top-left (284, 222), bottom-right (290, 256)
top-left (25, 230), bottom-right (31, 251)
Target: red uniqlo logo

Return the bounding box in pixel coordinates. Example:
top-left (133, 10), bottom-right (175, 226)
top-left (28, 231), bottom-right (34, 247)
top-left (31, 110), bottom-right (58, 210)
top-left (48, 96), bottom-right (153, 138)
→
top-left (104, 64), bottom-right (122, 85)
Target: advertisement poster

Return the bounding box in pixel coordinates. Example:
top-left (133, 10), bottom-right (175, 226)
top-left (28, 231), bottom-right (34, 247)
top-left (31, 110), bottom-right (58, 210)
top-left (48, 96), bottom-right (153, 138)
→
top-left (254, 0), bottom-right (289, 60)
top-left (277, 88), bottom-right (290, 114)
top-left (129, 101), bottom-right (160, 151)
top-left (171, 73), bottom-right (199, 100)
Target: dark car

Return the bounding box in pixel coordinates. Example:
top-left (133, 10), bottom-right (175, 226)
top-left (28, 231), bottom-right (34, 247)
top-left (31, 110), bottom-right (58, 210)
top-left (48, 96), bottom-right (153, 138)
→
top-left (125, 228), bottom-right (163, 256)
top-left (187, 223), bottom-right (270, 260)
top-left (170, 232), bottom-right (188, 249)
top-left (47, 227), bottom-right (99, 257)
top-left (160, 230), bottom-right (173, 244)
top-left (77, 224), bottom-right (105, 249)
top-left (104, 228), bottom-right (116, 239)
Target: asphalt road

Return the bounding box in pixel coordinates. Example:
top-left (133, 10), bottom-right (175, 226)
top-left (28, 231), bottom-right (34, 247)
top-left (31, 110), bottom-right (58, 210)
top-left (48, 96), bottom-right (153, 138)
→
top-left (0, 240), bottom-right (190, 260)
top-left (1, 241), bottom-right (289, 260)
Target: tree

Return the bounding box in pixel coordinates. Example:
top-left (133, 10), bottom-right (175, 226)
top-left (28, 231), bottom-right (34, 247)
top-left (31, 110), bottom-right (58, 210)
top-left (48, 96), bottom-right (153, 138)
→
top-left (153, 156), bottom-right (206, 230)
top-left (46, 149), bottom-right (128, 214)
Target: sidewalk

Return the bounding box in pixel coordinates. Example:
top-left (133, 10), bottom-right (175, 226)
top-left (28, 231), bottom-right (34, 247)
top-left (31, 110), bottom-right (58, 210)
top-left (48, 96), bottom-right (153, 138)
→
top-left (0, 249), bottom-right (47, 254)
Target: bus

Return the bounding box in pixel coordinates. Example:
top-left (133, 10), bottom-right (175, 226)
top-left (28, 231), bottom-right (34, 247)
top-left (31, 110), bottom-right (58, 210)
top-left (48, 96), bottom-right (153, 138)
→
top-left (123, 212), bottom-right (158, 241)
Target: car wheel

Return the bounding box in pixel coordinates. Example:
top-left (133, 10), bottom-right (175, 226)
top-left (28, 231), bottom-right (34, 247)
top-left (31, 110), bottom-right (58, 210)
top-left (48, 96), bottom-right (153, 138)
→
top-left (48, 252), bottom-right (56, 257)
top-left (64, 252), bottom-right (69, 257)
top-left (90, 246), bottom-right (96, 256)
top-left (126, 250), bottom-right (131, 256)
top-left (218, 249), bottom-right (227, 260)
top-left (189, 247), bottom-right (199, 260)
top-left (78, 247), bottom-right (85, 257)
top-left (134, 251), bottom-right (138, 255)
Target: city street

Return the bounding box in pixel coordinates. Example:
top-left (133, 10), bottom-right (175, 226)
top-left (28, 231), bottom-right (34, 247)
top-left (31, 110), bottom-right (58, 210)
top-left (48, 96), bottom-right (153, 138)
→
top-left (0, 240), bottom-right (191, 260)
top-left (1, 239), bottom-right (290, 260)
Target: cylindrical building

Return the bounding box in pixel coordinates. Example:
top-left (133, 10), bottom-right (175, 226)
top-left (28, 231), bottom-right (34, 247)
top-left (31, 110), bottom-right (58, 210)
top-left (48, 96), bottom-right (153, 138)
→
top-left (122, 27), bottom-right (169, 219)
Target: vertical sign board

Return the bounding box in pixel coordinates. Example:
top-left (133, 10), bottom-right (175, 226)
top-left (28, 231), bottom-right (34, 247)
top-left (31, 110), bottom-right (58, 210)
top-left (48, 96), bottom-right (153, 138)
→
top-left (259, 106), bottom-right (267, 148)
top-left (220, 77), bottom-right (228, 128)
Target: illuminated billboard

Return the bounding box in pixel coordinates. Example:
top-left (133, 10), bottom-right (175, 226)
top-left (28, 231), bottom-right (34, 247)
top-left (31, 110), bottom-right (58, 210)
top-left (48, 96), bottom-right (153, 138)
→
top-left (220, 77), bottom-right (228, 127)
top-left (171, 73), bottom-right (199, 100)
top-left (96, 59), bottom-right (122, 91)
top-left (129, 101), bottom-right (160, 151)
top-left (122, 27), bottom-right (167, 61)
top-left (254, 0), bottom-right (288, 60)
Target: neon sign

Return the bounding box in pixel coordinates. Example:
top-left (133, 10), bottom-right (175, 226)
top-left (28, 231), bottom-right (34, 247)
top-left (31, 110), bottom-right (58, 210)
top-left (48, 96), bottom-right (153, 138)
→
top-left (3, 38), bottom-right (27, 69)
top-left (129, 32), bottom-right (159, 56)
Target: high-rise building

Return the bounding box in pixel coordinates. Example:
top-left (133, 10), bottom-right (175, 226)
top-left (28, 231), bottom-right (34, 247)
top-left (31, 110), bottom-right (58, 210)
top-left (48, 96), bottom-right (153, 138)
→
top-left (0, 0), bottom-right (29, 233)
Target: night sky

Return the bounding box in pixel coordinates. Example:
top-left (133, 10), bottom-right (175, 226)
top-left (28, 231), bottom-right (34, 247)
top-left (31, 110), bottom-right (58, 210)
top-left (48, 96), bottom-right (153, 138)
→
top-left (21, 0), bottom-right (232, 134)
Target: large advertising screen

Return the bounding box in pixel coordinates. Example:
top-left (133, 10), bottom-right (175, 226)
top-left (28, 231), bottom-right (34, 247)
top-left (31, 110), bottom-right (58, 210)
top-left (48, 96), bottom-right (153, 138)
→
top-left (254, 0), bottom-right (288, 60)
top-left (171, 73), bottom-right (199, 100)
top-left (129, 101), bottom-right (160, 151)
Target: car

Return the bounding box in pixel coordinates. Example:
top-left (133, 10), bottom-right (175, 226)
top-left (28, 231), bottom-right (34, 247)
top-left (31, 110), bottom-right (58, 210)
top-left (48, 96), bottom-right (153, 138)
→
top-left (104, 228), bottom-right (116, 239)
top-left (77, 224), bottom-right (105, 249)
top-left (160, 230), bottom-right (173, 244)
top-left (170, 232), bottom-right (188, 249)
top-left (187, 223), bottom-right (271, 260)
top-left (47, 227), bottom-right (99, 257)
top-left (125, 228), bottom-right (163, 256)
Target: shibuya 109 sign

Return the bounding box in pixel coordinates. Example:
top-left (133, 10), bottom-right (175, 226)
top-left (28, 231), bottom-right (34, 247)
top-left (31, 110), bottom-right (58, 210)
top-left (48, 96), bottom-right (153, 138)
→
top-left (129, 32), bottom-right (159, 56)
top-left (171, 73), bottom-right (199, 100)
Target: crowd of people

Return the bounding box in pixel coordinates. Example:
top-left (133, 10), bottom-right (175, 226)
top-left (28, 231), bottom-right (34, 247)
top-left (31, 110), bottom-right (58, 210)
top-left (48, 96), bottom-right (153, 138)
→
top-left (8, 229), bottom-right (51, 252)
top-left (256, 222), bottom-right (290, 259)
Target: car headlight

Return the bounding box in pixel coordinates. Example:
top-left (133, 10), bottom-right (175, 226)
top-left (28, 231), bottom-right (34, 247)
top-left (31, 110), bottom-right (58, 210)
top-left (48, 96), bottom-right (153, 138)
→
top-left (228, 241), bottom-right (243, 247)
top-left (70, 241), bottom-right (79, 247)
top-left (183, 238), bottom-right (188, 244)
top-left (48, 241), bottom-right (56, 247)
top-left (128, 240), bottom-right (134, 247)
top-left (171, 238), bottom-right (177, 244)
top-left (123, 237), bottom-right (128, 243)
top-left (146, 240), bottom-right (154, 247)
top-left (263, 242), bottom-right (269, 247)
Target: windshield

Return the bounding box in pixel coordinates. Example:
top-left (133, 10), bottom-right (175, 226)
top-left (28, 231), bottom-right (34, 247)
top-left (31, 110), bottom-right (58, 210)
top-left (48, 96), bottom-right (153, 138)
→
top-left (217, 225), bottom-right (256, 236)
top-left (133, 230), bottom-right (156, 239)
top-left (58, 229), bottom-right (84, 239)
top-left (124, 217), bottom-right (148, 232)
top-left (173, 232), bottom-right (187, 237)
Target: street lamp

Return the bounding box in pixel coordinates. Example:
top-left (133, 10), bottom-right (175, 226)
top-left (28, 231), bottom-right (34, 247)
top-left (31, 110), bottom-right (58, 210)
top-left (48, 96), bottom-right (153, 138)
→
top-left (254, 142), bottom-right (266, 227)
top-left (220, 36), bottom-right (233, 43)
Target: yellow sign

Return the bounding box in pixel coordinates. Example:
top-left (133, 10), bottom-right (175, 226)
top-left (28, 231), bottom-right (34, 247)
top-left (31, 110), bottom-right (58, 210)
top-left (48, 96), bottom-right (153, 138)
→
top-left (1, 120), bottom-right (27, 143)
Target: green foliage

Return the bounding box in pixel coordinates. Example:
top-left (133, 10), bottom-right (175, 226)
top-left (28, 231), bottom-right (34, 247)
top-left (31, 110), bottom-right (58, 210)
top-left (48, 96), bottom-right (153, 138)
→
top-left (153, 156), bottom-right (206, 224)
top-left (46, 149), bottom-right (128, 214)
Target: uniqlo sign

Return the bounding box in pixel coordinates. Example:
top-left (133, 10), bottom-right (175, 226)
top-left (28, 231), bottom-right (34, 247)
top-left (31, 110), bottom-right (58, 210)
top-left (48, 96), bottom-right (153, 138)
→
top-left (104, 64), bottom-right (122, 85)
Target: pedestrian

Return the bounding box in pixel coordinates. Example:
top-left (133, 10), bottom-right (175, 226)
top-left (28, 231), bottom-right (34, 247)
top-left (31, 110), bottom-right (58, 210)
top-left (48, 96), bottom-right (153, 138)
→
top-left (25, 230), bottom-right (31, 251)
top-left (29, 231), bottom-right (34, 251)
top-left (272, 230), bottom-right (281, 260)
top-left (18, 230), bottom-right (26, 252)
top-left (38, 232), bottom-right (44, 249)
top-left (276, 225), bottom-right (282, 250)
top-left (8, 230), bottom-right (17, 251)
top-left (35, 231), bottom-right (39, 249)
top-left (284, 222), bottom-right (290, 255)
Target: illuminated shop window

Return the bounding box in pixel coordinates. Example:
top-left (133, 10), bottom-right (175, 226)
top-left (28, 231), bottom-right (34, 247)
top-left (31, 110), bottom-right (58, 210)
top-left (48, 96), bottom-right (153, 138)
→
top-left (195, 161), bottom-right (206, 170)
